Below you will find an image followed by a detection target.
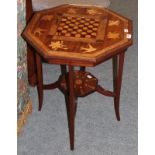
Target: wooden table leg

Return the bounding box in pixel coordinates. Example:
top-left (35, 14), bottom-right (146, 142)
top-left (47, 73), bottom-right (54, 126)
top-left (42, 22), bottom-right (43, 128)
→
top-left (80, 66), bottom-right (86, 71)
top-left (74, 97), bottom-right (78, 117)
top-left (60, 65), bottom-right (70, 132)
top-left (112, 55), bottom-right (118, 91)
top-left (27, 44), bottom-right (37, 86)
top-left (35, 53), bottom-right (43, 111)
top-left (60, 65), bottom-right (67, 75)
top-left (68, 65), bottom-right (75, 150)
top-left (113, 52), bottom-right (125, 121)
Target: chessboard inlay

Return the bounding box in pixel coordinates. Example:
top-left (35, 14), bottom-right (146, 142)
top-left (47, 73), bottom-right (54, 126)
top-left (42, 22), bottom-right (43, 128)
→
top-left (51, 14), bottom-right (107, 43)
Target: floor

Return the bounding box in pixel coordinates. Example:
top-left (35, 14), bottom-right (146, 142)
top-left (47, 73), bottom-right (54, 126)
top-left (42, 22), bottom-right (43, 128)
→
top-left (17, 0), bottom-right (138, 154)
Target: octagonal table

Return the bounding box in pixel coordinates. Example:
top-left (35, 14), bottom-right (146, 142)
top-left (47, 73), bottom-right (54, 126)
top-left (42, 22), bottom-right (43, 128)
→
top-left (22, 4), bottom-right (133, 150)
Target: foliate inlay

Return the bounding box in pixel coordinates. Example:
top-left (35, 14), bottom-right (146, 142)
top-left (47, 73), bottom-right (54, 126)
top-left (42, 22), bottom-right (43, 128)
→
top-left (49, 41), bottom-right (68, 51)
top-left (87, 9), bottom-right (101, 15)
top-left (23, 4), bottom-right (132, 66)
top-left (108, 20), bottom-right (120, 26)
top-left (41, 15), bottom-right (54, 21)
top-left (67, 8), bottom-right (77, 14)
top-left (107, 32), bottom-right (120, 39)
top-left (34, 28), bottom-right (47, 36)
top-left (59, 71), bottom-right (98, 97)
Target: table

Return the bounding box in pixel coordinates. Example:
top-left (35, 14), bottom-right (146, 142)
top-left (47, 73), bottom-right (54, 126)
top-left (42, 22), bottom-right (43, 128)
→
top-left (22, 4), bottom-right (133, 150)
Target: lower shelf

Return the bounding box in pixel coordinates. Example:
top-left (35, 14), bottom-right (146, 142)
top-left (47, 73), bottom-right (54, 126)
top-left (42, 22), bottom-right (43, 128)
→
top-left (58, 71), bottom-right (98, 97)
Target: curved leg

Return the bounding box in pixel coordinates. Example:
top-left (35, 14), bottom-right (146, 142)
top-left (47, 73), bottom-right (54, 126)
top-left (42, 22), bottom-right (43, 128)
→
top-left (35, 53), bottom-right (43, 111)
top-left (68, 65), bottom-right (75, 150)
top-left (113, 52), bottom-right (125, 121)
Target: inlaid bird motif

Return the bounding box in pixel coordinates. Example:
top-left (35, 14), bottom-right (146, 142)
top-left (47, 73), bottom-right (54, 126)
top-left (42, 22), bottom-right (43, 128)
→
top-left (67, 8), bottom-right (77, 14)
top-left (107, 32), bottom-right (119, 39)
top-left (87, 9), bottom-right (102, 15)
top-left (108, 20), bottom-right (120, 26)
top-left (81, 44), bottom-right (96, 53)
top-left (87, 9), bottom-right (97, 15)
top-left (34, 28), bottom-right (47, 36)
top-left (41, 15), bottom-right (53, 21)
top-left (49, 41), bottom-right (68, 50)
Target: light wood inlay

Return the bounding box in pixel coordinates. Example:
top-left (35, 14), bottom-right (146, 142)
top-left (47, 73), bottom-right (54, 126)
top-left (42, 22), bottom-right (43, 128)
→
top-left (23, 4), bottom-right (133, 66)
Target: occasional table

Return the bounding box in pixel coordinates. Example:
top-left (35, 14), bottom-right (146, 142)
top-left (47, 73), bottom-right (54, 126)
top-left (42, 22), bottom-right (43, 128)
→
top-left (23, 4), bottom-right (133, 150)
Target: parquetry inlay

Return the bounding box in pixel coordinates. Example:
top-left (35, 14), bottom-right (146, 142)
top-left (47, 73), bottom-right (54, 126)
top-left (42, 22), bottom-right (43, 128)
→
top-left (23, 5), bottom-right (132, 66)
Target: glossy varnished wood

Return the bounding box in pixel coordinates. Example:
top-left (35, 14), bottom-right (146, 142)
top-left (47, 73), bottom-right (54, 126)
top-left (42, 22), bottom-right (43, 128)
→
top-left (35, 53), bottom-right (43, 111)
top-left (23, 4), bottom-right (133, 150)
top-left (26, 0), bottom-right (37, 86)
top-left (59, 71), bottom-right (98, 97)
top-left (27, 44), bottom-right (37, 86)
top-left (68, 66), bottom-right (75, 150)
top-left (23, 4), bottom-right (132, 67)
top-left (113, 51), bottom-right (125, 121)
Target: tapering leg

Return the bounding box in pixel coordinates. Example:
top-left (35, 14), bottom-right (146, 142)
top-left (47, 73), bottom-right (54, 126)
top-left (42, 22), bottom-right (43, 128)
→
top-left (80, 66), bottom-right (86, 71)
top-left (60, 65), bottom-right (70, 126)
top-left (113, 55), bottom-right (118, 91)
top-left (113, 52), bottom-right (125, 121)
top-left (68, 65), bottom-right (75, 150)
top-left (35, 53), bottom-right (43, 111)
top-left (60, 65), bottom-right (67, 75)
top-left (74, 97), bottom-right (78, 117)
top-left (27, 44), bottom-right (37, 86)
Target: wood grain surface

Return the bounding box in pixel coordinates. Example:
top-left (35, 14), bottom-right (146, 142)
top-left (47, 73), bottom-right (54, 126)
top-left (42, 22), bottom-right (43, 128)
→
top-left (23, 4), bottom-right (132, 66)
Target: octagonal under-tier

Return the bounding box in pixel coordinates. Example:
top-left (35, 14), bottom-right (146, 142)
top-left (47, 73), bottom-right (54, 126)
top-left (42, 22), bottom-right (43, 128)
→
top-left (23, 4), bottom-right (132, 66)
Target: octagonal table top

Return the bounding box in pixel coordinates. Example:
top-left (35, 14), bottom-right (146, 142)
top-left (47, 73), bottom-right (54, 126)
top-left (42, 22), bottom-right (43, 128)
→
top-left (23, 4), bottom-right (133, 66)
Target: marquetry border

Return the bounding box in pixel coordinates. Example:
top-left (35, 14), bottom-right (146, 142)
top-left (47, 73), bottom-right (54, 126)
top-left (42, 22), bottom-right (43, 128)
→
top-left (17, 99), bottom-right (32, 136)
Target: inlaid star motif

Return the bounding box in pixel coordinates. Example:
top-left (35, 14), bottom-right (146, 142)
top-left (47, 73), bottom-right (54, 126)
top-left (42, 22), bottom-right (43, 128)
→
top-left (49, 41), bottom-right (68, 50)
top-left (34, 28), bottom-right (46, 36)
top-left (67, 8), bottom-right (77, 14)
top-left (81, 44), bottom-right (96, 53)
top-left (107, 32), bottom-right (120, 39)
top-left (87, 9), bottom-right (102, 15)
top-left (108, 20), bottom-right (120, 26)
top-left (41, 15), bottom-right (53, 21)
top-left (87, 9), bottom-right (98, 15)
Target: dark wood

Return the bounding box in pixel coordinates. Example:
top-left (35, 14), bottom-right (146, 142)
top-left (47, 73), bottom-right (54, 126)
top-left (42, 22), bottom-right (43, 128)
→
top-left (61, 65), bottom-right (67, 75)
top-left (113, 51), bottom-right (125, 121)
top-left (35, 53), bottom-right (43, 111)
top-left (58, 71), bottom-right (98, 97)
top-left (22, 4), bottom-right (132, 67)
top-left (43, 81), bottom-right (59, 90)
top-left (80, 66), bottom-right (86, 71)
top-left (27, 45), bottom-right (37, 86)
top-left (26, 0), bottom-right (33, 23)
top-left (60, 65), bottom-right (71, 143)
top-left (74, 97), bottom-right (78, 117)
top-left (96, 85), bottom-right (116, 97)
top-left (26, 0), bottom-right (37, 86)
top-left (22, 4), bottom-right (133, 150)
top-left (68, 66), bottom-right (75, 150)
top-left (113, 55), bottom-right (118, 91)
